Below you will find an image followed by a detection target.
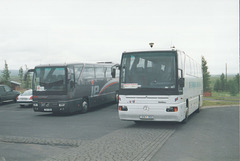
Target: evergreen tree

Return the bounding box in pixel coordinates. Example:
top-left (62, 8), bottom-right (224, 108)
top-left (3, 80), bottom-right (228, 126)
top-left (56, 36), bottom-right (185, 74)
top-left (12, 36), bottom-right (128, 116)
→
top-left (201, 56), bottom-right (211, 92)
top-left (234, 74), bottom-right (240, 92)
top-left (24, 65), bottom-right (31, 89)
top-left (228, 79), bottom-right (238, 96)
top-left (214, 79), bottom-right (221, 92)
top-left (220, 73), bottom-right (226, 91)
top-left (228, 73), bottom-right (240, 96)
top-left (18, 66), bottom-right (24, 87)
top-left (1, 60), bottom-right (11, 86)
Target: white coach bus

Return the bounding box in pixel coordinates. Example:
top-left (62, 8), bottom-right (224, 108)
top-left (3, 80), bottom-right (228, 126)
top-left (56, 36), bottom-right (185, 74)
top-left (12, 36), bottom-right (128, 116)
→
top-left (113, 48), bottom-right (203, 123)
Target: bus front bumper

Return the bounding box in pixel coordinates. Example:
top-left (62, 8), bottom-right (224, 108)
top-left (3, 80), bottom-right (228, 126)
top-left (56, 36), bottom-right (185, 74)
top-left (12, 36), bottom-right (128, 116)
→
top-left (118, 104), bottom-right (186, 122)
top-left (32, 102), bottom-right (70, 113)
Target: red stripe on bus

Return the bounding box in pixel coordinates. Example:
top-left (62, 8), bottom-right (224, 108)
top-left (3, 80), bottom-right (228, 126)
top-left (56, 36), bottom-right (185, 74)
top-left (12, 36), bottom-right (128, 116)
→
top-left (98, 82), bottom-right (118, 96)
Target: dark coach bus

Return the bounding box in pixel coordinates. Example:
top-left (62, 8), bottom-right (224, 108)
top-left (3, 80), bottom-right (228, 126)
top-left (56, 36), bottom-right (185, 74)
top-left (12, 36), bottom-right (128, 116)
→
top-left (26, 62), bottom-right (119, 114)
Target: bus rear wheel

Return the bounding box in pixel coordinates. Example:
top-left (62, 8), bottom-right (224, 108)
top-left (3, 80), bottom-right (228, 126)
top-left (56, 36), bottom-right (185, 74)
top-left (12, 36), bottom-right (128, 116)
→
top-left (81, 99), bottom-right (89, 113)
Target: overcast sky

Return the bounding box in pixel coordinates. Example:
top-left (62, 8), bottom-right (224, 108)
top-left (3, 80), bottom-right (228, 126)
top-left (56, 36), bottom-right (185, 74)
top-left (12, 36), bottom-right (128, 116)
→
top-left (0, 0), bottom-right (238, 75)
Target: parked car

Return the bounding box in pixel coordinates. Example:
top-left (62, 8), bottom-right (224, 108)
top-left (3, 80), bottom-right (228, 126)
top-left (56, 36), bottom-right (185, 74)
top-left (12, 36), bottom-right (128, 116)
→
top-left (17, 89), bottom-right (33, 107)
top-left (0, 85), bottom-right (20, 104)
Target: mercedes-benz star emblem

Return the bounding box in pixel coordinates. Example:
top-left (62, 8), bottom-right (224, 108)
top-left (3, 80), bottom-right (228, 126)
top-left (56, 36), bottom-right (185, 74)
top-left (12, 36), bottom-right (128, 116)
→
top-left (143, 106), bottom-right (149, 111)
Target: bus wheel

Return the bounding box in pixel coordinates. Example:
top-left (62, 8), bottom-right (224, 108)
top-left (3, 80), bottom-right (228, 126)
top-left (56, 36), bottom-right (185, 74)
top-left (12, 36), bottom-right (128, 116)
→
top-left (182, 108), bottom-right (189, 124)
top-left (81, 99), bottom-right (89, 113)
top-left (196, 96), bottom-right (200, 113)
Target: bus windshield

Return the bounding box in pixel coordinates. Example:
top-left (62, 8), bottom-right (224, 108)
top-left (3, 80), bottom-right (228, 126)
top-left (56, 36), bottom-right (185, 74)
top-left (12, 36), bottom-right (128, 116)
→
top-left (120, 51), bottom-right (176, 89)
top-left (33, 67), bottom-right (66, 92)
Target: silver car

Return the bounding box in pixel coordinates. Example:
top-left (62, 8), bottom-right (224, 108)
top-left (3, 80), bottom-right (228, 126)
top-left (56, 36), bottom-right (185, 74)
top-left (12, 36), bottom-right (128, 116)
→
top-left (17, 89), bottom-right (33, 107)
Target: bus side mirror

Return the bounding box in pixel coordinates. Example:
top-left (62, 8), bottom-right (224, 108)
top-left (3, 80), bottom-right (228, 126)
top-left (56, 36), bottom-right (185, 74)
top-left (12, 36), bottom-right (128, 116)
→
top-left (111, 64), bottom-right (120, 78)
top-left (178, 68), bottom-right (184, 87)
top-left (111, 69), bottom-right (116, 78)
top-left (178, 78), bottom-right (185, 87)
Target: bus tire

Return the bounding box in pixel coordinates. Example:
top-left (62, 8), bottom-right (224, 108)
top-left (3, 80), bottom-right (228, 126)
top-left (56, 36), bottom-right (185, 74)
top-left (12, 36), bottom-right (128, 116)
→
top-left (182, 108), bottom-right (189, 124)
top-left (196, 96), bottom-right (200, 113)
top-left (81, 98), bottom-right (89, 113)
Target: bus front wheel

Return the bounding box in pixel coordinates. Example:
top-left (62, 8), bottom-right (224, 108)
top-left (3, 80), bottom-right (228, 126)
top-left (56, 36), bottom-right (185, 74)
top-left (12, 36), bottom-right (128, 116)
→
top-left (182, 108), bottom-right (189, 124)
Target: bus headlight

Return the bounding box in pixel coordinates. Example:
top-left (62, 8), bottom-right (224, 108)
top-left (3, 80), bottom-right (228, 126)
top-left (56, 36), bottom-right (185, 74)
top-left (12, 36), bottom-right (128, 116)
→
top-left (59, 103), bottom-right (66, 107)
top-left (119, 106), bottom-right (128, 111)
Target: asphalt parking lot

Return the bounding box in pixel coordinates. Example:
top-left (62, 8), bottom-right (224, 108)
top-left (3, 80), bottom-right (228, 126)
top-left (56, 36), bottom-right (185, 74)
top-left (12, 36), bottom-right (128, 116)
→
top-left (0, 102), bottom-right (239, 161)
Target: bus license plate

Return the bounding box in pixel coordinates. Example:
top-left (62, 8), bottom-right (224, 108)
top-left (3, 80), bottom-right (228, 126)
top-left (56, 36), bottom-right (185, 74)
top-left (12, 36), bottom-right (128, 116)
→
top-left (44, 108), bottom-right (52, 112)
top-left (139, 115), bottom-right (154, 120)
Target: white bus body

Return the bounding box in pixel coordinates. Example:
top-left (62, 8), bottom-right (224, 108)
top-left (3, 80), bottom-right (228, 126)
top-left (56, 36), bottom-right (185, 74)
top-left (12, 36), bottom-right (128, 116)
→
top-left (118, 49), bottom-right (203, 122)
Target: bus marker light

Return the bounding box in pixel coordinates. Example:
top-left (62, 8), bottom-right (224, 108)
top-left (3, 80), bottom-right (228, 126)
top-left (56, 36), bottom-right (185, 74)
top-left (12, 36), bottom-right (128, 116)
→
top-left (174, 107), bottom-right (178, 112)
top-left (166, 107), bottom-right (178, 112)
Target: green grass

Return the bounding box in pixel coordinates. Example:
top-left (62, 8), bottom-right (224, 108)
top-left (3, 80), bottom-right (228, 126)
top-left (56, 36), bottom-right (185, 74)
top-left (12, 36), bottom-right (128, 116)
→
top-left (210, 92), bottom-right (240, 101)
top-left (203, 91), bottom-right (239, 106)
top-left (203, 100), bottom-right (239, 107)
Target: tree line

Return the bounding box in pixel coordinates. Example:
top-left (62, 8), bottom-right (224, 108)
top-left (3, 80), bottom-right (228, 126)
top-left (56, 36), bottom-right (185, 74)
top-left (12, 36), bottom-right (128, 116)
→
top-left (0, 60), bottom-right (31, 89)
top-left (202, 57), bottom-right (239, 96)
top-left (213, 73), bottom-right (239, 96)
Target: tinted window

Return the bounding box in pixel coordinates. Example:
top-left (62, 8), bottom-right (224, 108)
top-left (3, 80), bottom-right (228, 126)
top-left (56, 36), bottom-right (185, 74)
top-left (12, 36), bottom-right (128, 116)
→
top-left (95, 66), bottom-right (104, 78)
top-left (82, 67), bottom-right (94, 79)
top-left (121, 51), bottom-right (177, 89)
top-left (33, 67), bottom-right (66, 92)
top-left (106, 67), bottom-right (112, 78)
top-left (74, 65), bottom-right (83, 82)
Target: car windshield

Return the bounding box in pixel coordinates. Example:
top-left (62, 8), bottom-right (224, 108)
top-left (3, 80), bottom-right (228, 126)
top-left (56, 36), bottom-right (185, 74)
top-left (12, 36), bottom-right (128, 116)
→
top-left (120, 51), bottom-right (177, 89)
top-left (22, 90), bottom-right (32, 96)
top-left (33, 67), bottom-right (66, 92)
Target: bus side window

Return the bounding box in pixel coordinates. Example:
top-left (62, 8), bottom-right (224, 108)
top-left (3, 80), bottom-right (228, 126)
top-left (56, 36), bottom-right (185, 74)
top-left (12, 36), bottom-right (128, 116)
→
top-left (106, 67), bottom-right (112, 78)
top-left (68, 66), bottom-right (75, 89)
top-left (95, 66), bottom-right (104, 79)
top-left (115, 69), bottom-right (119, 78)
top-left (186, 56), bottom-right (191, 75)
top-left (178, 52), bottom-right (182, 70)
top-left (82, 67), bottom-right (94, 79)
top-left (74, 65), bottom-right (83, 83)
